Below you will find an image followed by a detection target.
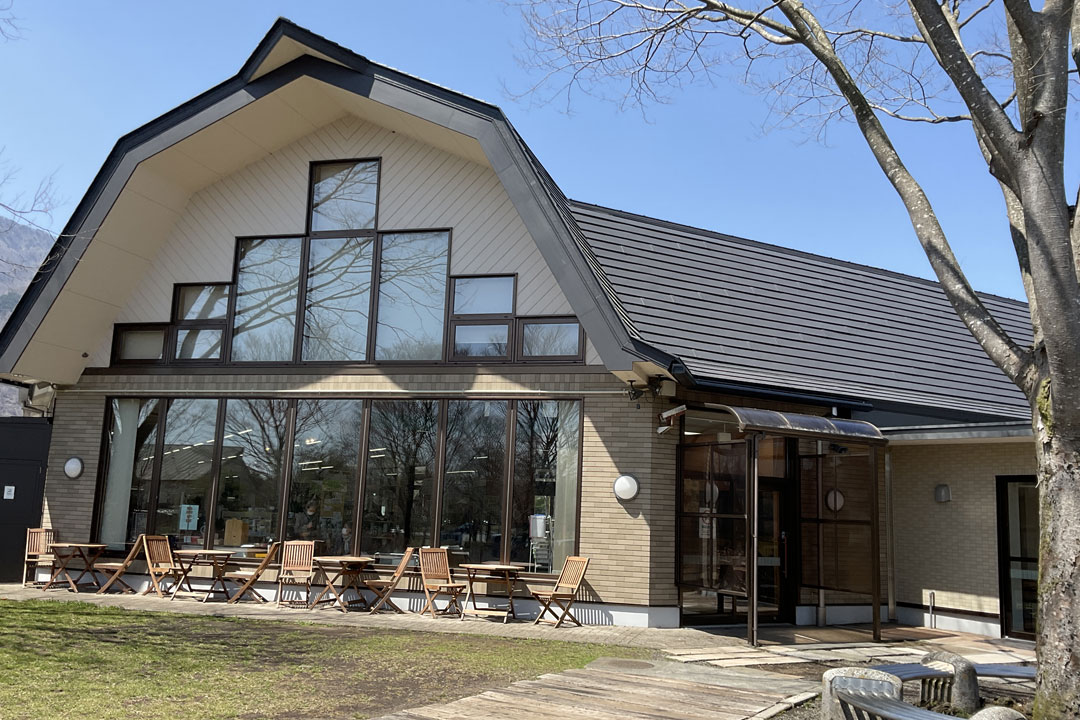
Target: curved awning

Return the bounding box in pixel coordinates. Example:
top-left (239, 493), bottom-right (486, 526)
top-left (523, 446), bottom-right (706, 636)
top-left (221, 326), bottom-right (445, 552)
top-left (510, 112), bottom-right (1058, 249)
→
top-left (702, 404), bottom-right (887, 444)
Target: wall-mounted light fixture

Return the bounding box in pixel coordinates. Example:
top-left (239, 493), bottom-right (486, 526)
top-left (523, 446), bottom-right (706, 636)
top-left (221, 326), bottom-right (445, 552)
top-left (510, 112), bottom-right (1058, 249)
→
top-left (825, 488), bottom-right (845, 512)
top-left (613, 474), bottom-right (640, 501)
top-left (934, 484), bottom-right (951, 503)
top-left (63, 457), bottom-right (84, 479)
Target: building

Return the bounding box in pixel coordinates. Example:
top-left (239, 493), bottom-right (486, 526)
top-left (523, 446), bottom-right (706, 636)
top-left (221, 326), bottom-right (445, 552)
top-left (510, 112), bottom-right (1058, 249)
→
top-left (0, 19), bottom-right (1038, 640)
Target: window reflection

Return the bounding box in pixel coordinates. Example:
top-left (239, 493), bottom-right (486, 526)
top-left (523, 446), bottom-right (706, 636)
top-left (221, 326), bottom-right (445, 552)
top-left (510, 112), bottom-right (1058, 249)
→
top-left (454, 276), bottom-right (514, 315)
top-left (99, 398), bottom-right (160, 549)
top-left (310, 161), bottom-right (378, 233)
top-left (374, 231), bottom-right (449, 361)
top-left (156, 399), bottom-right (220, 549)
top-left (441, 401), bottom-right (507, 564)
top-left (522, 322), bottom-right (580, 357)
top-left (361, 400), bottom-right (439, 559)
top-left (287, 400), bottom-right (363, 554)
top-left (175, 328), bottom-right (223, 361)
top-left (214, 399), bottom-right (289, 552)
top-left (231, 237), bottom-right (302, 362)
top-left (303, 236), bottom-right (374, 361)
top-left (177, 285), bottom-right (229, 321)
top-left (453, 324), bottom-right (509, 357)
top-left (511, 400), bottom-right (581, 572)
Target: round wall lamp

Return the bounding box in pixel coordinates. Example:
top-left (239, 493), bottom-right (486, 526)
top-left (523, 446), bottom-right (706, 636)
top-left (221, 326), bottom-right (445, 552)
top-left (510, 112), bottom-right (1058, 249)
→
top-left (825, 488), bottom-right (845, 513)
top-left (613, 474), bottom-right (640, 501)
top-left (63, 457), bottom-right (84, 479)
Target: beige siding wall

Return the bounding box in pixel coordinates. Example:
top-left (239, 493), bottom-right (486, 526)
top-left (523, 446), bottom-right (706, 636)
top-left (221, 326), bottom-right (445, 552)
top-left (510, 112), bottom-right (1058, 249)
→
top-left (890, 442), bottom-right (1036, 615)
top-left (41, 368), bottom-right (677, 607)
top-left (88, 113), bottom-right (573, 366)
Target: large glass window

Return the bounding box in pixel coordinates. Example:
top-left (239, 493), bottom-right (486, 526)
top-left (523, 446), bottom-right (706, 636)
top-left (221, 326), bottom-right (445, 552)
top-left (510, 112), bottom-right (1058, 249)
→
top-left (441, 401), bottom-right (508, 564)
top-left (156, 399), bottom-right (220, 549)
top-left (310, 161), bottom-right (378, 233)
top-left (287, 400), bottom-right (364, 553)
top-left (214, 399), bottom-right (290, 551)
top-left (374, 231), bottom-right (449, 361)
top-left (511, 400), bottom-right (581, 572)
top-left (361, 400), bottom-right (439, 559)
top-left (231, 237), bottom-right (303, 362)
top-left (99, 398), bottom-right (160, 549)
top-left (302, 236), bottom-right (375, 361)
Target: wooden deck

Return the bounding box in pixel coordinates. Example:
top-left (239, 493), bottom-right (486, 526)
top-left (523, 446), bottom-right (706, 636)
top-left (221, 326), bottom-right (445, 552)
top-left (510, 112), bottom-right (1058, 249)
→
top-left (376, 659), bottom-right (816, 720)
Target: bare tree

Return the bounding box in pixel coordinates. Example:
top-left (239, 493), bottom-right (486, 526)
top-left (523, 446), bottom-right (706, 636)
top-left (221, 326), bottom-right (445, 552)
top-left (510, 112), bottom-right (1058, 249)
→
top-left (521, 1), bottom-right (1078, 714)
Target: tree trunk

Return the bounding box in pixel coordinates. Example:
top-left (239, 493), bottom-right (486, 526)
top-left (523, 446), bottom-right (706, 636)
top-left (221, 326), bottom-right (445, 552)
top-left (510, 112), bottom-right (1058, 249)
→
top-left (1034, 426), bottom-right (1080, 719)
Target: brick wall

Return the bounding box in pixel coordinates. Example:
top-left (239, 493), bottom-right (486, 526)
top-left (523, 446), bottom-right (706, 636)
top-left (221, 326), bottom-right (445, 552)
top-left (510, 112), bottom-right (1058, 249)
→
top-left (890, 441), bottom-right (1036, 614)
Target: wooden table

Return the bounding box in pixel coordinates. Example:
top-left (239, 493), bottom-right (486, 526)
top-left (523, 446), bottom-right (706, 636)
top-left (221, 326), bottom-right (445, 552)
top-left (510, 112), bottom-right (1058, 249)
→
top-left (43, 543), bottom-right (107, 592)
top-left (459, 563), bottom-right (522, 623)
top-left (171, 549), bottom-right (234, 602)
top-left (311, 555), bottom-right (374, 612)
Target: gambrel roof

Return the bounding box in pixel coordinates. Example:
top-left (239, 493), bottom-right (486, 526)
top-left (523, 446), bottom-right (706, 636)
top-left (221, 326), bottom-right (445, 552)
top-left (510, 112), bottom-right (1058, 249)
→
top-left (0, 18), bottom-right (1032, 421)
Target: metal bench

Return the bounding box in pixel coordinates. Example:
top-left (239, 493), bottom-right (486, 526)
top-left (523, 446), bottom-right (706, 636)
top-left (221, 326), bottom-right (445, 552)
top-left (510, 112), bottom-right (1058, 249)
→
top-left (824, 666), bottom-right (1026, 720)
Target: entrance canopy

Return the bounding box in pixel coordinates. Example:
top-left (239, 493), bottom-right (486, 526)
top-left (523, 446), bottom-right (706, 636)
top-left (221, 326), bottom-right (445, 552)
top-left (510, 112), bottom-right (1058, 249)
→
top-left (702, 404), bottom-right (886, 445)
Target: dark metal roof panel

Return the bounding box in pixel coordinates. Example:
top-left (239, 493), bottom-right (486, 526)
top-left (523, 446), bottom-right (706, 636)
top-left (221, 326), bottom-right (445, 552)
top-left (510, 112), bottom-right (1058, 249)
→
top-left (570, 201), bottom-right (1032, 419)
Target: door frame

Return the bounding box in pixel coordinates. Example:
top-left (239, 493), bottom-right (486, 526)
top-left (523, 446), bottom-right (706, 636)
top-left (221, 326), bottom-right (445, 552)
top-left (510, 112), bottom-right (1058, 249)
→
top-left (995, 474), bottom-right (1038, 640)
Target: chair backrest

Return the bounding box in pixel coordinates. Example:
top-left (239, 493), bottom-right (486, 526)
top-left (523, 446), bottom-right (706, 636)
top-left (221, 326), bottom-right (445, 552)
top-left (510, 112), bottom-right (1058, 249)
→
top-left (250, 541), bottom-right (280, 575)
top-left (554, 556), bottom-right (590, 594)
top-left (390, 547), bottom-right (416, 582)
top-left (281, 541), bottom-right (315, 575)
top-left (25, 528), bottom-right (56, 557)
top-left (419, 548), bottom-right (451, 584)
top-left (142, 535), bottom-right (175, 568)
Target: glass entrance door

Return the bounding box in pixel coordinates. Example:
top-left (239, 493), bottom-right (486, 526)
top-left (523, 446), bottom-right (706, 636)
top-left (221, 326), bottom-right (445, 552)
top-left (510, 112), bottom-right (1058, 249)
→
top-left (757, 478), bottom-right (796, 622)
top-left (997, 476), bottom-right (1038, 640)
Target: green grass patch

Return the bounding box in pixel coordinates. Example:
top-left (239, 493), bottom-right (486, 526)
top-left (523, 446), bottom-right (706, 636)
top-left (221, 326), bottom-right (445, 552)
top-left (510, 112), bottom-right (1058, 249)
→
top-left (0, 599), bottom-right (650, 719)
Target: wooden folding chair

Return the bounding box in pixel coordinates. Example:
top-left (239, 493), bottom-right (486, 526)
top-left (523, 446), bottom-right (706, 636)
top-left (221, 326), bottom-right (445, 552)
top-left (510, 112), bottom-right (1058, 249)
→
top-left (23, 528), bottom-right (57, 587)
top-left (364, 547), bottom-right (414, 614)
top-left (419, 548), bottom-right (466, 619)
top-left (530, 556), bottom-right (590, 627)
top-left (96, 536), bottom-right (145, 594)
top-left (141, 535), bottom-right (185, 598)
top-left (225, 542), bottom-right (280, 604)
top-left (277, 540), bottom-right (315, 608)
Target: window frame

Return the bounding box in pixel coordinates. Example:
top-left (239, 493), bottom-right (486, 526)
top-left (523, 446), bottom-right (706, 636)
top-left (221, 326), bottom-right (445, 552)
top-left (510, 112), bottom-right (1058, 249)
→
top-left (111, 323), bottom-right (169, 366)
top-left (307, 158), bottom-right (382, 238)
top-left (169, 282), bottom-right (230, 365)
top-left (93, 393), bottom-right (584, 574)
top-left (448, 274), bottom-right (517, 363)
top-left (516, 316), bottom-right (585, 363)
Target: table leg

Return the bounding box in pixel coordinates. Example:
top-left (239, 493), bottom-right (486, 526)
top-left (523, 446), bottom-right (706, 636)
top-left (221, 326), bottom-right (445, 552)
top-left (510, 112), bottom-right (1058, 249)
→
top-left (170, 559), bottom-right (194, 600)
top-left (505, 571), bottom-right (517, 622)
top-left (70, 548), bottom-right (104, 591)
top-left (42, 551), bottom-right (73, 591)
top-left (460, 570), bottom-right (475, 621)
top-left (340, 568), bottom-right (368, 611)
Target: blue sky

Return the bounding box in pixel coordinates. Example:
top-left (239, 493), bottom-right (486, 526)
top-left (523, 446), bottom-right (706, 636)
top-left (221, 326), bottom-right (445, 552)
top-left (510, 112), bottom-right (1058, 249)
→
top-left (0, 1), bottom-right (1053, 301)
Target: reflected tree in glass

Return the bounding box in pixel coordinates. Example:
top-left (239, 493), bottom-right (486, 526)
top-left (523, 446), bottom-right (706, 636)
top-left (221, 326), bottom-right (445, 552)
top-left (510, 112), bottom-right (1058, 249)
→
top-left (440, 401), bottom-right (507, 564)
top-left (310, 161), bottom-right (378, 233)
top-left (361, 400), bottom-right (439, 557)
top-left (511, 400), bottom-right (581, 572)
top-left (303, 236), bottom-right (374, 361)
top-left (156, 399), bottom-right (220, 549)
top-left (288, 399), bottom-right (363, 554)
top-left (374, 232), bottom-right (449, 361)
top-left (215, 399), bottom-right (289, 549)
top-left (231, 237), bottom-right (302, 362)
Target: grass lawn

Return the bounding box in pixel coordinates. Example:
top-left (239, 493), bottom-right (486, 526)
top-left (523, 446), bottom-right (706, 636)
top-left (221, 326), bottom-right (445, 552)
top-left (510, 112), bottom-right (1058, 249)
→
top-left (0, 599), bottom-right (651, 719)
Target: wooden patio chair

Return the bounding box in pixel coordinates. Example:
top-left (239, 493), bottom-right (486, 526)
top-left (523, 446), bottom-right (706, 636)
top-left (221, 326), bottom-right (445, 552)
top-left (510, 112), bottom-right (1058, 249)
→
top-left (418, 547), bottom-right (466, 619)
top-left (225, 542), bottom-right (280, 604)
top-left (23, 528), bottom-right (57, 587)
top-left (530, 556), bottom-right (590, 628)
top-left (277, 540), bottom-right (315, 608)
top-left (141, 535), bottom-right (185, 598)
top-left (96, 536), bottom-right (145, 594)
top-left (364, 547), bottom-right (414, 614)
